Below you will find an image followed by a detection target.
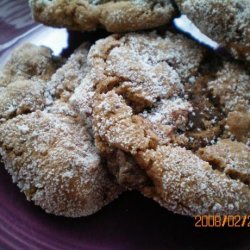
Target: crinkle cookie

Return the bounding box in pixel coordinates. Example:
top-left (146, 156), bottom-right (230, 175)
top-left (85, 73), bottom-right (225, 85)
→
top-left (0, 44), bottom-right (60, 122)
top-left (70, 31), bottom-right (205, 121)
top-left (0, 43), bottom-right (122, 217)
top-left (72, 32), bottom-right (250, 216)
top-left (0, 43), bottom-right (61, 88)
top-left (176, 0), bottom-right (250, 62)
top-left (0, 103), bottom-right (122, 217)
top-left (29, 0), bottom-right (176, 32)
top-left (93, 91), bottom-right (250, 216)
top-left (0, 43), bottom-right (89, 122)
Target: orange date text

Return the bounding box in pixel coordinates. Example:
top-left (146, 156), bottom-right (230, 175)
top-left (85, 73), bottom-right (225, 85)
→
top-left (194, 215), bottom-right (250, 227)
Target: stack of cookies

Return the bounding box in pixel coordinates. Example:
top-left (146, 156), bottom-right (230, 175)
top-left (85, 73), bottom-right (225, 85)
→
top-left (0, 0), bottom-right (249, 217)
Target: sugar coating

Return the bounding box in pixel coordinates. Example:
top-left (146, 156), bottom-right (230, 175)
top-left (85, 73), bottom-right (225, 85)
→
top-left (207, 62), bottom-right (250, 113)
top-left (29, 0), bottom-right (176, 32)
top-left (226, 111), bottom-right (250, 144)
top-left (139, 146), bottom-right (250, 215)
top-left (46, 42), bottom-right (90, 102)
top-left (0, 108), bottom-right (121, 217)
top-left (0, 43), bottom-right (89, 123)
top-left (92, 91), bottom-right (250, 215)
top-left (178, 0), bottom-right (250, 62)
top-left (71, 31), bottom-right (205, 121)
top-left (0, 79), bottom-right (47, 121)
top-left (198, 139), bottom-right (250, 185)
top-left (207, 62), bottom-right (250, 143)
top-left (73, 31), bottom-right (250, 216)
top-left (141, 97), bottom-right (192, 130)
top-left (83, 32), bottom-right (222, 151)
top-left (0, 43), bottom-right (60, 88)
top-left (93, 91), bottom-right (158, 155)
top-left (0, 42), bottom-right (122, 217)
top-left (0, 44), bottom-right (61, 122)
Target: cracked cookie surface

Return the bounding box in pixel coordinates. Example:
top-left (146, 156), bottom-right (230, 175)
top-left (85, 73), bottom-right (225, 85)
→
top-left (0, 105), bottom-right (122, 217)
top-left (71, 31), bottom-right (205, 120)
top-left (74, 32), bottom-right (250, 216)
top-left (0, 43), bottom-right (61, 88)
top-left (93, 91), bottom-right (250, 216)
top-left (0, 43), bottom-right (90, 123)
top-left (0, 43), bottom-right (122, 217)
top-left (207, 61), bottom-right (250, 144)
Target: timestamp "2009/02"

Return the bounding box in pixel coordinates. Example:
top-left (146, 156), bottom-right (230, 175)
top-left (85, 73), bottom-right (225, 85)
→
top-left (194, 215), bottom-right (250, 227)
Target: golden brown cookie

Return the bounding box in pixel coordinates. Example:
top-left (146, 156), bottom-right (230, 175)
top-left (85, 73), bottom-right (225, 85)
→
top-left (46, 42), bottom-right (91, 102)
top-left (0, 42), bottom-right (122, 217)
top-left (72, 32), bottom-right (223, 152)
top-left (207, 62), bottom-right (250, 113)
top-left (0, 43), bottom-right (60, 88)
top-left (0, 104), bottom-right (122, 217)
top-left (29, 0), bottom-right (176, 32)
top-left (0, 43), bottom-right (89, 122)
top-left (176, 0), bottom-right (250, 62)
top-left (93, 91), bottom-right (250, 216)
top-left (197, 139), bottom-right (250, 185)
top-left (70, 31), bottom-right (205, 120)
top-left (75, 32), bottom-right (250, 216)
top-left (226, 111), bottom-right (250, 144)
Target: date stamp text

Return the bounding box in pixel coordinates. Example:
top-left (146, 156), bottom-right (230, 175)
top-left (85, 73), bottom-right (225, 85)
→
top-left (194, 215), bottom-right (250, 227)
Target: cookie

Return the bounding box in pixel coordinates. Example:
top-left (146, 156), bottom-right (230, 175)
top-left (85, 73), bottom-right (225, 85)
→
top-left (0, 43), bottom-right (60, 88)
top-left (75, 32), bottom-right (250, 215)
top-left (0, 43), bottom-right (88, 122)
top-left (29, 0), bottom-right (176, 32)
top-left (45, 42), bottom-right (91, 102)
top-left (0, 104), bottom-right (122, 217)
top-left (70, 31), bottom-right (205, 121)
top-left (176, 0), bottom-right (250, 62)
top-left (226, 111), bottom-right (250, 144)
top-left (0, 43), bottom-right (122, 217)
top-left (93, 91), bottom-right (250, 216)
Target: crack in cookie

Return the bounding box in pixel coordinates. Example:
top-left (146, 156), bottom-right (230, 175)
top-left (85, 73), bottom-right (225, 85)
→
top-left (71, 31), bottom-right (205, 124)
top-left (197, 139), bottom-right (250, 185)
top-left (0, 43), bottom-right (122, 217)
top-left (93, 91), bottom-right (250, 216)
top-left (0, 43), bottom-right (90, 123)
top-left (207, 61), bottom-right (250, 144)
top-left (80, 32), bottom-right (250, 216)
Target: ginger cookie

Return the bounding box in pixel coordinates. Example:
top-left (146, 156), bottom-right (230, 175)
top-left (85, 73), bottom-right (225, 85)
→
top-left (73, 31), bottom-right (250, 216)
top-left (0, 43), bottom-right (122, 217)
top-left (30, 0), bottom-right (176, 32)
top-left (176, 0), bottom-right (250, 62)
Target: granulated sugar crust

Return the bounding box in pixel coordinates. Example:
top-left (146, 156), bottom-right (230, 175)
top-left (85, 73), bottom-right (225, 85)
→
top-left (71, 31), bottom-right (204, 120)
top-left (82, 32), bottom-right (250, 216)
top-left (30, 0), bottom-right (176, 32)
top-left (0, 108), bottom-right (121, 217)
top-left (0, 43), bottom-right (60, 88)
top-left (177, 0), bottom-right (250, 62)
top-left (0, 43), bottom-right (90, 122)
top-left (93, 91), bottom-right (250, 216)
top-left (198, 140), bottom-right (250, 185)
top-left (207, 62), bottom-right (250, 144)
top-left (0, 43), bottom-right (122, 217)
